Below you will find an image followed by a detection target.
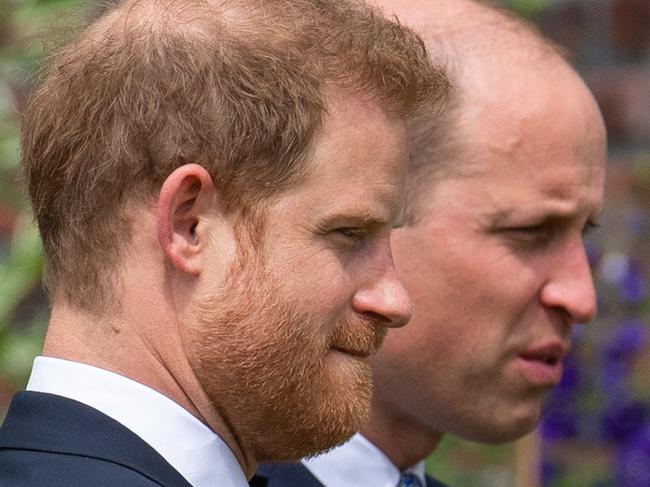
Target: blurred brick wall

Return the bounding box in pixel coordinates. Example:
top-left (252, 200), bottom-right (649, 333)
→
top-left (534, 0), bottom-right (650, 150)
top-left (530, 2), bottom-right (650, 485)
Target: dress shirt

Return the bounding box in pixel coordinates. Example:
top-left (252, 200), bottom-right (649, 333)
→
top-left (303, 433), bottom-right (426, 487)
top-left (26, 356), bottom-right (247, 487)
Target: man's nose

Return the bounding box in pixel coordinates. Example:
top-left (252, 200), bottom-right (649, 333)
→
top-left (540, 237), bottom-right (598, 324)
top-left (351, 248), bottom-right (412, 328)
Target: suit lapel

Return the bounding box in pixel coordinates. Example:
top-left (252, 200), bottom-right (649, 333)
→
top-left (0, 391), bottom-right (192, 487)
top-left (252, 462), bottom-right (325, 487)
top-left (251, 462), bottom-right (450, 487)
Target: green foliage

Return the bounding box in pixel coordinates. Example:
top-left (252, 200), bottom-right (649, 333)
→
top-left (0, 215), bottom-right (42, 329)
top-left (500, 0), bottom-right (553, 19)
top-left (0, 0), bottom-right (87, 395)
top-left (426, 435), bottom-right (516, 486)
top-left (0, 316), bottom-right (46, 389)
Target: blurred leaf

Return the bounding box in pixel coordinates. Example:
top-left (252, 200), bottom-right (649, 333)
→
top-left (426, 435), bottom-right (516, 486)
top-left (501, 0), bottom-right (553, 19)
top-left (0, 317), bottom-right (46, 389)
top-left (0, 136), bottom-right (19, 171)
top-left (0, 212), bottom-right (42, 329)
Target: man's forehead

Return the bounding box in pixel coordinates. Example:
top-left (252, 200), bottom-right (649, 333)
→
top-left (263, 93), bottom-right (409, 225)
top-left (458, 58), bottom-right (604, 155)
top-left (312, 180), bottom-right (406, 220)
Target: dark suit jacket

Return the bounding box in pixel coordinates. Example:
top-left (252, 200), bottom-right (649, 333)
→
top-left (0, 391), bottom-right (192, 486)
top-left (250, 462), bottom-right (449, 487)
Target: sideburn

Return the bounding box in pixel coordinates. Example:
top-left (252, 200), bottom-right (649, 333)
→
top-left (227, 205), bottom-right (268, 279)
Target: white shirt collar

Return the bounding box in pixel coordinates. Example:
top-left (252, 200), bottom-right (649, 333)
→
top-left (303, 433), bottom-right (427, 487)
top-left (26, 356), bottom-right (247, 487)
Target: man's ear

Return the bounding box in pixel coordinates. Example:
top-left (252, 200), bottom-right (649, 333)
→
top-left (157, 164), bottom-right (216, 275)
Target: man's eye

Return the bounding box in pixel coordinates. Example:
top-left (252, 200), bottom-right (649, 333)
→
top-left (326, 227), bottom-right (372, 250)
top-left (335, 228), bottom-right (367, 240)
top-left (508, 224), bottom-right (546, 234)
top-left (501, 224), bottom-right (553, 245)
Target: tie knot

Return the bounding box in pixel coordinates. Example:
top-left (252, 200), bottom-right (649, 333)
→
top-left (398, 472), bottom-right (424, 487)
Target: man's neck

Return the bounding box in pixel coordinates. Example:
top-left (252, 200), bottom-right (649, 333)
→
top-left (361, 402), bottom-right (444, 470)
top-left (26, 356), bottom-right (248, 487)
top-left (42, 303), bottom-right (257, 478)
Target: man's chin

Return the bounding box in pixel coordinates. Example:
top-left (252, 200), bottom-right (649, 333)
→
top-left (258, 420), bottom-right (367, 463)
top-left (255, 371), bottom-right (372, 462)
top-left (454, 407), bottom-right (542, 444)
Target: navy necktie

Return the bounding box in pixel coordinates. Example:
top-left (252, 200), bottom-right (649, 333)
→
top-left (398, 473), bottom-right (424, 487)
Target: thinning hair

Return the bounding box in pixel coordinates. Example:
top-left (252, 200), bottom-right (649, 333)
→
top-left (400, 0), bottom-right (567, 222)
top-left (21, 0), bottom-right (448, 311)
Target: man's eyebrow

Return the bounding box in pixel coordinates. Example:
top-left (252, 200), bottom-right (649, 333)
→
top-left (488, 204), bottom-right (603, 227)
top-left (488, 208), bottom-right (565, 228)
top-left (319, 209), bottom-right (389, 229)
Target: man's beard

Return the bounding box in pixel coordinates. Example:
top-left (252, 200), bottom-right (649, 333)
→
top-left (186, 257), bottom-right (386, 462)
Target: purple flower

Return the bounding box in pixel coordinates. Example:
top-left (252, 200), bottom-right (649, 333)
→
top-left (601, 320), bottom-right (647, 391)
top-left (541, 400), bottom-right (579, 441)
top-left (625, 207), bottom-right (647, 236)
top-left (554, 353), bottom-right (580, 395)
top-left (617, 423), bottom-right (650, 487)
top-left (584, 240), bottom-right (602, 268)
top-left (541, 460), bottom-right (559, 486)
top-left (601, 400), bottom-right (647, 443)
top-left (541, 353), bottom-right (584, 442)
top-left (618, 259), bottom-right (647, 304)
top-left (601, 360), bottom-right (631, 392)
top-left (603, 320), bottom-right (648, 364)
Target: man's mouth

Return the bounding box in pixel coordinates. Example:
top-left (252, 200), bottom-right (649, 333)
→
top-left (519, 353), bottom-right (561, 366)
top-left (330, 345), bottom-right (373, 359)
top-left (328, 322), bottom-right (386, 360)
top-left (515, 342), bottom-right (569, 386)
top-left (519, 342), bottom-right (567, 363)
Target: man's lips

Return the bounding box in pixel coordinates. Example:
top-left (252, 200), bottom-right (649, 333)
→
top-left (330, 345), bottom-right (373, 359)
top-left (515, 341), bottom-right (569, 387)
top-left (329, 322), bottom-right (386, 360)
top-left (519, 342), bottom-right (568, 365)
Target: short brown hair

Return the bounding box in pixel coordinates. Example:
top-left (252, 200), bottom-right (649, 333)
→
top-left (21, 0), bottom-right (448, 311)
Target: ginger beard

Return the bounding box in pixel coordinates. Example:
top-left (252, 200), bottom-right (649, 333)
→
top-left (186, 254), bottom-right (386, 461)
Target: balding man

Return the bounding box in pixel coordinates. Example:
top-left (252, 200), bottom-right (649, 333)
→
top-left (0, 1), bottom-right (447, 486)
top-left (252, 0), bottom-right (606, 486)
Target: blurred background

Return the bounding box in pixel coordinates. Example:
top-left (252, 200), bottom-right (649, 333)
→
top-left (0, 0), bottom-right (648, 485)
